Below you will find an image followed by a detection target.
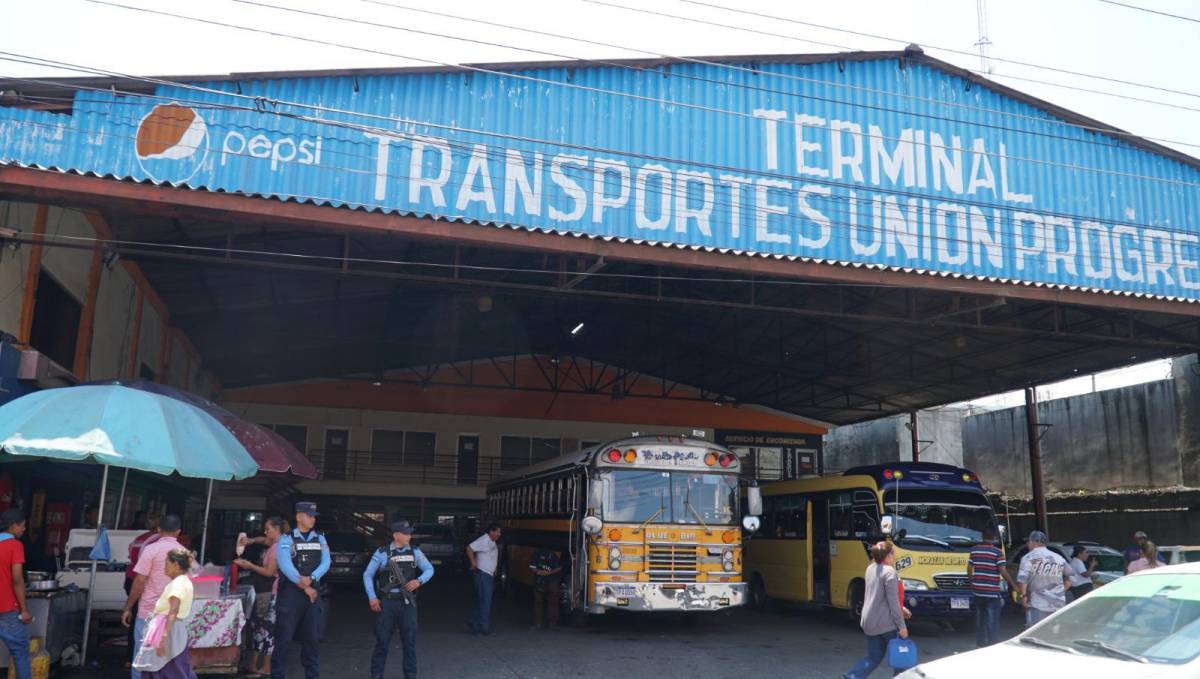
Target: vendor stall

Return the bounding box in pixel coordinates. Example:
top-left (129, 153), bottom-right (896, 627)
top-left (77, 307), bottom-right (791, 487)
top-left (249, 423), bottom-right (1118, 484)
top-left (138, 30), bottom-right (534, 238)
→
top-left (187, 594), bottom-right (247, 675)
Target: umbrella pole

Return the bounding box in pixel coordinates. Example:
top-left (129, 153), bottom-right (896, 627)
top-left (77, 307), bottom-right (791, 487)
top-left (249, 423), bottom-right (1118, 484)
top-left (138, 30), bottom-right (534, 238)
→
top-left (80, 464), bottom-right (110, 669)
top-left (199, 479), bottom-right (214, 564)
top-left (114, 467), bottom-right (130, 529)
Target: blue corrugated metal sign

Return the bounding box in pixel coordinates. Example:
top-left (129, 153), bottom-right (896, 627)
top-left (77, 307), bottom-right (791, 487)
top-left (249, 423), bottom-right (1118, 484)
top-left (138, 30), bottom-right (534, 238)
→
top-left (1, 56), bottom-right (1199, 300)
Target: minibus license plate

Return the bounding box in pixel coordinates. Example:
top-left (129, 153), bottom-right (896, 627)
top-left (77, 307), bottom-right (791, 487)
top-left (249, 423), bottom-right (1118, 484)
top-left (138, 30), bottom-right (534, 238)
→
top-left (611, 585), bottom-right (638, 597)
top-left (950, 597), bottom-right (970, 610)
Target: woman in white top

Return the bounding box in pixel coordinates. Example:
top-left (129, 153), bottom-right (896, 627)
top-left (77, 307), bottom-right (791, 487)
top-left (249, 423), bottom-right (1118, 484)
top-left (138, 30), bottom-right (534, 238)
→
top-left (1067, 545), bottom-right (1096, 599)
top-left (133, 549), bottom-right (197, 679)
top-left (1126, 541), bottom-right (1161, 575)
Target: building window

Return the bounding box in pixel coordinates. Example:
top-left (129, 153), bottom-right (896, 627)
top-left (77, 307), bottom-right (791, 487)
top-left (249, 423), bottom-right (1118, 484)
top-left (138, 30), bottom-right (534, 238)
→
top-left (28, 272), bottom-right (80, 370)
top-left (371, 430), bottom-right (436, 467)
top-left (264, 424), bottom-right (308, 456)
top-left (499, 436), bottom-right (562, 471)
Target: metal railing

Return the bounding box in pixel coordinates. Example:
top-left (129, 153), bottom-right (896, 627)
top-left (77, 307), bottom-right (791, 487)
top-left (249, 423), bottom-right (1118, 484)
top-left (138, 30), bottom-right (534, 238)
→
top-left (307, 449), bottom-right (507, 486)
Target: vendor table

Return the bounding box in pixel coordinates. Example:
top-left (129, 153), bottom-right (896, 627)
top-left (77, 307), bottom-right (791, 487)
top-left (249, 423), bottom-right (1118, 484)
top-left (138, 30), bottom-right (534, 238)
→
top-left (186, 596), bottom-right (246, 675)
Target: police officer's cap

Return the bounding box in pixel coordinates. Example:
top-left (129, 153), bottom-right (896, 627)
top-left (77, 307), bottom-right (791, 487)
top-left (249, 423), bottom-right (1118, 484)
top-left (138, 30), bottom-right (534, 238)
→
top-left (391, 520), bottom-right (414, 534)
top-left (295, 501), bottom-right (319, 516)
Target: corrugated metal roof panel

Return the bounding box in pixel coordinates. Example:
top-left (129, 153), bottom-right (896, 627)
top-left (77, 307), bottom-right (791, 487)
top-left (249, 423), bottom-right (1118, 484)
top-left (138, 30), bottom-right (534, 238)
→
top-left (2, 54), bottom-right (1199, 302)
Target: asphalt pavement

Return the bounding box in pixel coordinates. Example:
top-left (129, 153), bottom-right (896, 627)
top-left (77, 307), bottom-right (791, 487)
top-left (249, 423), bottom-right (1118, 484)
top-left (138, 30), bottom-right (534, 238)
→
top-left (72, 573), bottom-right (1026, 678)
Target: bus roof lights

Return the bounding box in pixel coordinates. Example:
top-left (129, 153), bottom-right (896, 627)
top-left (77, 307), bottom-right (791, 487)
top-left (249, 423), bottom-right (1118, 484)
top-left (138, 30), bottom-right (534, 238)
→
top-left (704, 452), bottom-right (719, 466)
top-left (894, 471), bottom-right (904, 479)
top-left (719, 454), bottom-right (734, 468)
top-left (624, 449), bottom-right (637, 463)
top-left (883, 469), bottom-right (894, 479)
top-left (606, 449), bottom-right (621, 462)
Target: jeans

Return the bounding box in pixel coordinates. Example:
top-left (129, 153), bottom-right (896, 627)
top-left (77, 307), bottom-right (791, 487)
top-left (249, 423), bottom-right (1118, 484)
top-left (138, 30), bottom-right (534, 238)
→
top-left (533, 577), bottom-right (561, 628)
top-left (370, 598), bottom-right (418, 679)
top-left (844, 630), bottom-right (900, 679)
top-left (468, 570), bottom-right (494, 634)
top-left (130, 616), bottom-right (148, 679)
top-left (1026, 606), bottom-right (1054, 628)
top-left (0, 611), bottom-right (31, 679)
top-left (974, 596), bottom-right (1003, 647)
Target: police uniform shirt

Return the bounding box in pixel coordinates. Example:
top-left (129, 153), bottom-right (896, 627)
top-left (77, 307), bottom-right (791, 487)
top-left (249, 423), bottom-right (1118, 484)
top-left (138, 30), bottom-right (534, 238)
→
top-left (363, 544), bottom-right (435, 600)
top-left (277, 528), bottom-right (331, 587)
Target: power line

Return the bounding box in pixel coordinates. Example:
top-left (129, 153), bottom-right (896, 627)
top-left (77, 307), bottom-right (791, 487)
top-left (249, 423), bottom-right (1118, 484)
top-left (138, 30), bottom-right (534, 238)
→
top-left (682, 0), bottom-right (1200, 99)
top-left (1097, 0), bottom-right (1200, 24)
top-left (585, 0), bottom-right (1200, 115)
top-left (357, 0), bottom-right (1200, 153)
top-left (64, 3), bottom-right (1200, 190)
top-left (9, 57), bottom-right (1200, 239)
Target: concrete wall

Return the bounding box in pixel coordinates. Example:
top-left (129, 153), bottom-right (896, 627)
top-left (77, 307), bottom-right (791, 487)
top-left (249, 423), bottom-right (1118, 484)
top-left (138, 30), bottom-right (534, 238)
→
top-left (0, 200), bottom-right (213, 389)
top-left (823, 408), bottom-right (966, 471)
top-left (964, 377), bottom-right (1189, 495)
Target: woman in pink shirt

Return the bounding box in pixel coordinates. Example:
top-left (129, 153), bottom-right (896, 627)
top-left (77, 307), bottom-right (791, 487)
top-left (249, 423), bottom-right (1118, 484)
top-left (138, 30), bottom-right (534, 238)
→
top-left (1126, 541), bottom-right (1161, 574)
top-left (235, 517), bottom-right (287, 679)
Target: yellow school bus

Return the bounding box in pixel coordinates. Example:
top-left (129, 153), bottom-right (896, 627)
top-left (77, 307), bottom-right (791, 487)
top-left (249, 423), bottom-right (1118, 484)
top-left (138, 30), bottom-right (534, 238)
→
top-left (745, 462), bottom-right (1002, 619)
top-left (487, 435), bottom-right (763, 616)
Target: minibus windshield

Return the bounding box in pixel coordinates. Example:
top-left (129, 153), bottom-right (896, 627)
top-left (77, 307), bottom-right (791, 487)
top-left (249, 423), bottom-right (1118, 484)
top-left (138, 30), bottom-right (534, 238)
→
top-left (882, 488), bottom-right (998, 547)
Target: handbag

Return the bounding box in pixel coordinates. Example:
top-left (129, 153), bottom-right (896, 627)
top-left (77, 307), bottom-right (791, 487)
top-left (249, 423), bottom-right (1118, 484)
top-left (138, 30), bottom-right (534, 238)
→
top-left (887, 637), bottom-right (918, 670)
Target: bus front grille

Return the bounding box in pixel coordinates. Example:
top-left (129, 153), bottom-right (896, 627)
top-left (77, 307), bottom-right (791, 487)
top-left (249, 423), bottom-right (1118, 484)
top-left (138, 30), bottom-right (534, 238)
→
top-left (647, 543), bottom-right (698, 582)
top-left (932, 574), bottom-right (971, 592)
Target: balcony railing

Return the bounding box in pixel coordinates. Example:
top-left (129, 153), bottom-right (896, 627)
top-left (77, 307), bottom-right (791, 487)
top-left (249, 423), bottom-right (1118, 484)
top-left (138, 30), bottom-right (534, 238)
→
top-left (307, 449), bottom-right (507, 486)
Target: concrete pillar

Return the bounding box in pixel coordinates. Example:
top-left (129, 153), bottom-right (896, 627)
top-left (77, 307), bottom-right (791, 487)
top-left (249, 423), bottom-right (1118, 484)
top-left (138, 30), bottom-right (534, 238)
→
top-left (1024, 387), bottom-right (1048, 533)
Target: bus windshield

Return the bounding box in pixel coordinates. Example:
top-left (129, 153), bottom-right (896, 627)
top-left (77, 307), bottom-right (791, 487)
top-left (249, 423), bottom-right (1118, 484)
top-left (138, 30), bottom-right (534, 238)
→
top-left (602, 470), bottom-right (738, 525)
top-left (882, 488), bottom-right (998, 548)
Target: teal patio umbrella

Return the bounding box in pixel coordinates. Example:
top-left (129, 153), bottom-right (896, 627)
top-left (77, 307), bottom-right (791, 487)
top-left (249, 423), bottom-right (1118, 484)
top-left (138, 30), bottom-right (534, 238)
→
top-left (0, 384), bottom-right (259, 666)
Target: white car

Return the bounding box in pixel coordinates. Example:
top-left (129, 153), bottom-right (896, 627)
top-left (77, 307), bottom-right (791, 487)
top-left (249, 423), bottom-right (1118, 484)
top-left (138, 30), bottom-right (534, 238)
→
top-left (899, 562), bottom-right (1200, 678)
top-left (1158, 546), bottom-right (1200, 566)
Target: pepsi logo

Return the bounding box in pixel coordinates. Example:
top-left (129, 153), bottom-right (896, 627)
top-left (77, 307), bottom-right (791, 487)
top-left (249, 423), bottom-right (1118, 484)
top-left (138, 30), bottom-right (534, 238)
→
top-left (135, 104), bottom-right (209, 182)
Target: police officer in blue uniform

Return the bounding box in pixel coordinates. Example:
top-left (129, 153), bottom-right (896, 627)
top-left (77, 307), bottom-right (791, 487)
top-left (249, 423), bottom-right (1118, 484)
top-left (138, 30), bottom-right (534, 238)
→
top-left (363, 520), bottom-right (434, 679)
top-left (272, 501), bottom-right (330, 679)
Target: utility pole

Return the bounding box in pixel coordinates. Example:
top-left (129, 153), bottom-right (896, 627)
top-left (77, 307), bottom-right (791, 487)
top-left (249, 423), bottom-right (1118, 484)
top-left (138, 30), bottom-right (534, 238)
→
top-left (1024, 387), bottom-right (1048, 533)
top-left (909, 411), bottom-right (920, 462)
top-left (975, 0), bottom-right (994, 74)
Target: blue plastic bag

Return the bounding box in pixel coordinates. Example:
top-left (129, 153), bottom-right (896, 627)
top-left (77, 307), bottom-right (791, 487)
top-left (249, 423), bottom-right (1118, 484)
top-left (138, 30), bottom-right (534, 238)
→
top-left (88, 525), bottom-right (112, 562)
top-left (888, 637), bottom-right (918, 670)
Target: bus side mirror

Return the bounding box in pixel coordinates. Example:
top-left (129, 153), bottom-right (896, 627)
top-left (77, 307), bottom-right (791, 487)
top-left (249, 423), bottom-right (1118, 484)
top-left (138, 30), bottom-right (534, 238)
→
top-left (747, 486), bottom-right (763, 516)
top-left (588, 481), bottom-right (603, 512)
top-left (742, 515), bottom-right (761, 533)
top-left (880, 515), bottom-right (894, 536)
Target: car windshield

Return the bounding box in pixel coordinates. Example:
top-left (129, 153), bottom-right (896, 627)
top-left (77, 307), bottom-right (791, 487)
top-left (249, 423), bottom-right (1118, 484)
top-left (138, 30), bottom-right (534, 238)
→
top-left (1091, 553), bottom-right (1126, 572)
top-left (882, 489), bottom-right (997, 548)
top-left (325, 532), bottom-right (368, 552)
top-left (602, 470), bottom-right (738, 525)
top-left (1019, 572), bottom-right (1200, 665)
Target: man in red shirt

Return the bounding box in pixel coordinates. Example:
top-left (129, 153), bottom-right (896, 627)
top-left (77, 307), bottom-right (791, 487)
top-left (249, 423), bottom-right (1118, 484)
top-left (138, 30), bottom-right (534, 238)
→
top-left (0, 508), bottom-right (32, 679)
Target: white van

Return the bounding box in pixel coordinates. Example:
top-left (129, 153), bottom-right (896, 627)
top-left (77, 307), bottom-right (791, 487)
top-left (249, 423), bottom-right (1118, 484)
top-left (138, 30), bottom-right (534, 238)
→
top-left (56, 529), bottom-right (147, 611)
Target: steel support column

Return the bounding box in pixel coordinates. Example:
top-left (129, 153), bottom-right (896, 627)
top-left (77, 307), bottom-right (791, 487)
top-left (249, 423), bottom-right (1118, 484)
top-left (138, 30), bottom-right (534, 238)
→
top-left (910, 411), bottom-right (920, 463)
top-left (1024, 387), bottom-right (1048, 533)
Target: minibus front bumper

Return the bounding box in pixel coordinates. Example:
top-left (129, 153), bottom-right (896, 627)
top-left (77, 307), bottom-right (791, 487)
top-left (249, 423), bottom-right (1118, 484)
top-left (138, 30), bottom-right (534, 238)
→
top-left (593, 582), bottom-right (746, 612)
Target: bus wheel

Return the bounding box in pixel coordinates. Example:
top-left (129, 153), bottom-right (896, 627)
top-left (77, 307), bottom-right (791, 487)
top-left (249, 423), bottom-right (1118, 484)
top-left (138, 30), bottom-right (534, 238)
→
top-left (750, 574), bottom-right (770, 611)
top-left (848, 581), bottom-right (865, 623)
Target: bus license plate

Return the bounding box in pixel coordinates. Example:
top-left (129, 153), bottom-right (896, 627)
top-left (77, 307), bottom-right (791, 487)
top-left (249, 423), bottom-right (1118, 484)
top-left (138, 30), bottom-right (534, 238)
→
top-left (950, 597), bottom-right (970, 610)
top-left (611, 585), bottom-right (638, 597)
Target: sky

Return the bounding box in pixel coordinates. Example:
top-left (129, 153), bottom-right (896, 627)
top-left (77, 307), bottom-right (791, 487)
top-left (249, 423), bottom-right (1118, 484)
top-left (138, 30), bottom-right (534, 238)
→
top-left (1, 0), bottom-right (1195, 404)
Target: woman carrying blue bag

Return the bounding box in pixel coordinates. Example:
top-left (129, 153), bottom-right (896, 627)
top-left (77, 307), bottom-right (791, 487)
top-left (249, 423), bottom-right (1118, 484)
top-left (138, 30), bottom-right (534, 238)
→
top-left (843, 541), bottom-right (910, 679)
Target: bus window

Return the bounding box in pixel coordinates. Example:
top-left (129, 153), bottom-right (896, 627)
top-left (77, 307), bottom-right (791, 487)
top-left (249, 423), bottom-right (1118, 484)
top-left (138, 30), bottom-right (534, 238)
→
top-left (603, 470), bottom-right (670, 523)
top-left (769, 495), bottom-right (806, 539)
top-left (829, 492), bottom-right (853, 539)
top-left (671, 473), bottom-right (738, 526)
top-left (852, 490), bottom-right (880, 539)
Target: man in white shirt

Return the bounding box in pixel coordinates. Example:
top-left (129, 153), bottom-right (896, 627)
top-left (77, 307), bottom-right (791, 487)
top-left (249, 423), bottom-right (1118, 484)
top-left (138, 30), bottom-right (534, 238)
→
top-left (465, 523), bottom-right (502, 636)
top-left (1016, 530), bottom-right (1072, 628)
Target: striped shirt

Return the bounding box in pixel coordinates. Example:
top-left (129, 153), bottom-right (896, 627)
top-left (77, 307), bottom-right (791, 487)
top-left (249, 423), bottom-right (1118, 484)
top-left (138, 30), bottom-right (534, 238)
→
top-left (968, 543), bottom-right (1005, 597)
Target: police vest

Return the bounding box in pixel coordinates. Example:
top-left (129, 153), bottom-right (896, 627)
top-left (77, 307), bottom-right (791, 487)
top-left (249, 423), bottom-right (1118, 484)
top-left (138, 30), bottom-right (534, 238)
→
top-left (291, 530), bottom-right (325, 577)
top-left (374, 546), bottom-right (418, 599)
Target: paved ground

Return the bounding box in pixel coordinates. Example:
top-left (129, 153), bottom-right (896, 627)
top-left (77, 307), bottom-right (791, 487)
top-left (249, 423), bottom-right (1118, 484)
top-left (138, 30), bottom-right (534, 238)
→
top-left (74, 572), bottom-right (1026, 678)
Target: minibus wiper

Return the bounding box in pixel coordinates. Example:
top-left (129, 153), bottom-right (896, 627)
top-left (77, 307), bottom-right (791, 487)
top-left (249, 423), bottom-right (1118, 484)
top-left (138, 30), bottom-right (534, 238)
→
top-left (901, 534), bottom-right (951, 548)
top-left (634, 490), bottom-right (667, 534)
top-left (684, 484), bottom-right (711, 533)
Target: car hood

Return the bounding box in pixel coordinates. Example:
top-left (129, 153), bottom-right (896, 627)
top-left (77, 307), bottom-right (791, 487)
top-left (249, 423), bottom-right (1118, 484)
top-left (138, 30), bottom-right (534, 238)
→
top-left (904, 641), bottom-right (1186, 678)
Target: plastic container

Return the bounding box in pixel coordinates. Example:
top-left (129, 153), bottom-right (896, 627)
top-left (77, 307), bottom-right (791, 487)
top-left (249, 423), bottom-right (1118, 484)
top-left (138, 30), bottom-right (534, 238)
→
top-left (191, 575), bottom-right (223, 600)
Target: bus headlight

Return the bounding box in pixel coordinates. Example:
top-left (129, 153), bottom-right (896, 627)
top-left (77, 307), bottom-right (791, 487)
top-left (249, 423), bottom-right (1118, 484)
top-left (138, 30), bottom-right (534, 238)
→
top-left (609, 558), bottom-right (621, 570)
top-left (608, 547), bottom-right (621, 570)
top-left (722, 549), bottom-right (735, 571)
top-left (609, 547), bottom-right (621, 560)
top-left (902, 578), bottom-right (930, 591)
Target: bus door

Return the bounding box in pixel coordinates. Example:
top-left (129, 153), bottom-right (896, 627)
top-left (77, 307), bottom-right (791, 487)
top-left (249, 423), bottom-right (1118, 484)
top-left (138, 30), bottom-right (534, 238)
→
top-left (810, 496), bottom-right (831, 604)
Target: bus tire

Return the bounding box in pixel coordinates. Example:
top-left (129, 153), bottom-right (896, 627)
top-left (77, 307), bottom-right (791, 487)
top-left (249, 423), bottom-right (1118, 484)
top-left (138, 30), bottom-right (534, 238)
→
top-left (848, 580), bottom-right (865, 623)
top-left (750, 574), bottom-right (770, 611)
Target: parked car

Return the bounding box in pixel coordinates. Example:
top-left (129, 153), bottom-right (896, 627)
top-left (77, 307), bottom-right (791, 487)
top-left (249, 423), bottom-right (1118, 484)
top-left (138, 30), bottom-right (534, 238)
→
top-left (322, 531), bottom-right (372, 586)
top-left (899, 561), bottom-right (1200, 677)
top-left (1159, 546), bottom-right (1200, 566)
top-left (411, 523), bottom-right (464, 572)
top-left (1006, 541), bottom-right (1125, 587)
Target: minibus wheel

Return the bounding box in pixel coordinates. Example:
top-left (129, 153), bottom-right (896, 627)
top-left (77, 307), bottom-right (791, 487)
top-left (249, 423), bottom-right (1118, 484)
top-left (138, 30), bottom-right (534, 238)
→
top-left (848, 581), bottom-right (865, 622)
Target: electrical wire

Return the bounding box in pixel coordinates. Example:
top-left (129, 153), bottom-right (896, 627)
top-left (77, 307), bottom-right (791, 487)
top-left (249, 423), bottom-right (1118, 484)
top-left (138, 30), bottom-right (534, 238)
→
top-left (682, 0), bottom-right (1200, 99)
top-left (357, 0), bottom-right (1200, 153)
top-left (584, 0), bottom-right (1200, 115)
top-left (1097, 0), bottom-right (1200, 24)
